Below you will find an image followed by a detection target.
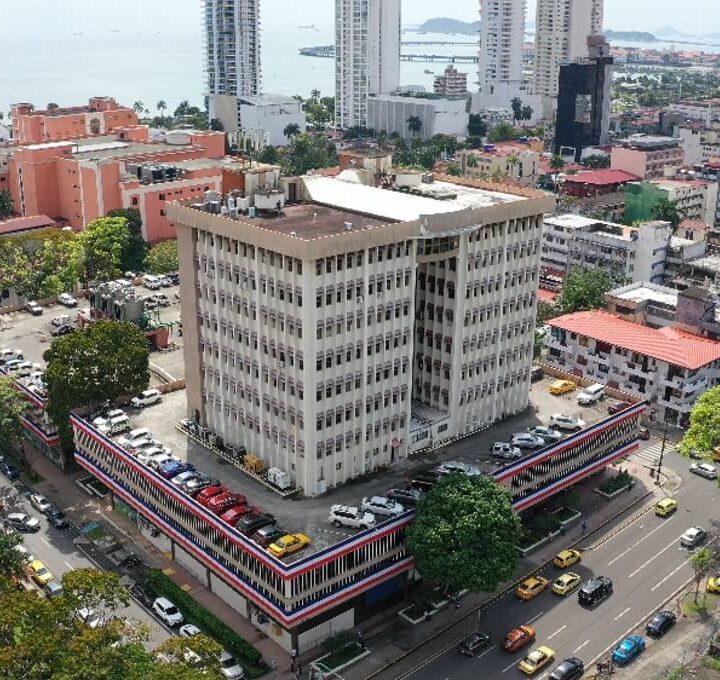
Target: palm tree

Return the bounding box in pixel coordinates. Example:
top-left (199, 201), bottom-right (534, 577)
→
top-left (521, 105), bottom-right (533, 122)
top-left (550, 154), bottom-right (565, 193)
top-left (284, 123), bottom-right (301, 140)
top-left (406, 115), bottom-right (422, 138)
top-left (507, 154), bottom-right (520, 179)
top-left (466, 155), bottom-right (478, 168)
top-left (133, 101), bottom-right (145, 115)
top-left (511, 97), bottom-right (523, 122)
top-left (310, 89), bottom-right (321, 101)
top-left (156, 100), bottom-right (167, 125)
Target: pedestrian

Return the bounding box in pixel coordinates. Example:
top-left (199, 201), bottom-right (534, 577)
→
top-left (454, 597), bottom-right (459, 611)
top-left (581, 520), bottom-right (587, 533)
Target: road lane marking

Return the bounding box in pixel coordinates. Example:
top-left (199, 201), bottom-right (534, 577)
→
top-left (476, 649), bottom-right (493, 660)
top-left (502, 661), bottom-right (517, 673)
top-left (64, 560), bottom-right (74, 570)
top-left (548, 625), bottom-right (566, 640)
top-left (527, 611), bottom-right (544, 624)
top-left (40, 537), bottom-right (51, 547)
top-left (607, 519), bottom-right (672, 566)
top-left (651, 562), bottom-right (688, 591)
top-left (573, 640), bottom-right (589, 653)
top-left (614, 606), bottom-right (631, 620)
top-left (628, 535), bottom-right (681, 578)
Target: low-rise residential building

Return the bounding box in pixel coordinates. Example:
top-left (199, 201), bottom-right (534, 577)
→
top-left (433, 66), bottom-right (468, 97)
top-left (665, 99), bottom-right (720, 126)
top-left (676, 121), bottom-right (720, 167)
top-left (545, 309), bottom-right (720, 427)
top-left (560, 169), bottom-right (639, 198)
top-left (624, 179), bottom-right (718, 227)
top-left (456, 142), bottom-right (541, 186)
top-left (367, 93), bottom-right (468, 140)
top-left (611, 135), bottom-right (684, 180)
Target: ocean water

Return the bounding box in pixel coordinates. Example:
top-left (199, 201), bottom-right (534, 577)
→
top-left (1, 27), bottom-right (718, 118)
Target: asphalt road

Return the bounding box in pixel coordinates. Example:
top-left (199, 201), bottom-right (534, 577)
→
top-left (0, 475), bottom-right (172, 650)
top-left (403, 449), bottom-right (717, 680)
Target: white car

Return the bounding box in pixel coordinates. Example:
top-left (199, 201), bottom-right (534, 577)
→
top-left (360, 496), bottom-right (405, 517)
top-left (436, 460), bottom-right (482, 476)
top-left (219, 651), bottom-right (245, 679)
top-left (131, 389), bottom-right (161, 408)
top-left (527, 426), bottom-right (563, 443)
top-left (13, 544), bottom-right (34, 563)
top-left (680, 526), bottom-right (707, 548)
top-left (77, 607), bottom-right (104, 629)
top-left (29, 494), bottom-right (52, 514)
top-left (689, 462), bottom-right (718, 480)
top-left (118, 428), bottom-right (153, 449)
top-left (179, 623), bottom-right (202, 638)
top-left (171, 471), bottom-right (199, 487)
top-left (51, 315), bottom-right (71, 327)
top-left (58, 293), bottom-right (78, 307)
top-left (328, 505), bottom-right (376, 530)
top-left (5, 512), bottom-right (41, 532)
top-left (25, 300), bottom-right (42, 315)
top-left (491, 443), bottom-right (523, 460)
top-left (511, 433), bottom-right (545, 449)
top-left (136, 446), bottom-right (165, 465)
top-left (549, 414), bottom-right (586, 432)
top-left (152, 597), bottom-right (184, 626)
top-left (0, 349), bottom-right (23, 364)
top-left (148, 453), bottom-right (179, 469)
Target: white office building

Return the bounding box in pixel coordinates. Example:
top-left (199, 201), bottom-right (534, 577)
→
top-left (205, 0), bottom-right (261, 130)
top-left (534, 0), bottom-right (604, 115)
top-left (171, 173), bottom-right (553, 495)
top-left (335, 0), bottom-right (401, 129)
top-left (367, 94), bottom-right (469, 140)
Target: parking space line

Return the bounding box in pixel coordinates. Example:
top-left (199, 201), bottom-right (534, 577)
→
top-left (614, 606), bottom-right (631, 621)
top-left (40, 537), bottom-right (51, 547)
top-left (476, 648), bottom-right (493, 660)
top-left (573, 640), bottom-right (589, 653)
top-left (607, 519), bottom-right (671, 566)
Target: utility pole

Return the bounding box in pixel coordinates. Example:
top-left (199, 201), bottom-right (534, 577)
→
top-left (654, 412), bottom-right (670, 485)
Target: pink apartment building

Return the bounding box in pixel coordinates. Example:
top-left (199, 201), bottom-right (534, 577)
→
top-left (610, 134), bottom-right (685, 180)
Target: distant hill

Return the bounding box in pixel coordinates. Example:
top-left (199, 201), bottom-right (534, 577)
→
top-left (605, 29), bottom-right (658, 43)
top-left (414, 17), bottom-right (480, 35)
top-left (654, 25), bottom-right (690, 37)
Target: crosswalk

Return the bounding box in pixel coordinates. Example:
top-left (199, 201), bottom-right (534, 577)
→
top-left (631, 440), bottom-right (668, 467)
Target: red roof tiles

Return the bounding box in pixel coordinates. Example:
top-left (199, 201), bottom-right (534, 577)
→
top-left (563, 169), bottom-right (640, 186)
top-left (0, 215), bottom-right (57, 236)
top-left (548, 310), bottom-right (720, 370)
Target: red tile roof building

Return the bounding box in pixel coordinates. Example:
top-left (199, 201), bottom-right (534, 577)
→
top-left (560, 169), bottom-right (640, 197)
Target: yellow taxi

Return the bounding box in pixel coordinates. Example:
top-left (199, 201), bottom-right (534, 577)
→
top-left (548, 380), bottom-right (576, 395)
top-left (707, 575), bottom-right (720, 593)
top-left (655, 498), bottom-right (678, 517)
top-left (518, 646), bottom-right (555, 675)
top-left (29, 560), bottom-right (54, 586)
top-left (268, 533), bottom-right (311, 558)
top-left (516, 575), bottom-right (550, 600)
top-left (552, 572), bottom-right (582, 596)
top-left (553, 549), bottom-right (581, 569)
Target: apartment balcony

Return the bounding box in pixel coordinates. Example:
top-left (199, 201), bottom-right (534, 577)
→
top-left (682, 375), bottom-right (709, 396)
top-left (586, 351), bottom-right (610, 365)
top-left (662, 374), bottom-right (686, 390)
top-left (657, 395), bottom-right (693, 413)
top-left (544, 336), bottom-right (567, 352)
top-left (625, 361), bottom-right (656, 378)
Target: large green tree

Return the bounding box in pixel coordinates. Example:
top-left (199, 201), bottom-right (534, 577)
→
top-left (468, 114), bottom-right (488, 138)
top-left (651, 197), bottom-right (684, 229)
top-left (0, 376), bottom-right (29, 457)
top-left (144, 240), bottom-right (178, 274)
top-left (44, 320), bottom-right (150, 455)
top-left (406, 474), bottom-right (521, 593)
top-left (106, 208), bottom-right (147, 273)
top-left (0, 190), bottom-right (13, 218)
top-left (80, 217), bottom-right (131, 284)
top-left (0, 533), bottom-right (27, 588)
top-left (281, 133), bottom-right (338, 176)
top-left (556, 267), bottom-right (616, 315)
top-left (679, 386), bottom-right (720, 457)
top-left (62, 568), bottom-right (131, 615)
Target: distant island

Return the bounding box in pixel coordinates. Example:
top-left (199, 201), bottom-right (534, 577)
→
top-left (605, 29), bottom-right (658, 43)
top-left (413, 18), bottom-right (480, 35)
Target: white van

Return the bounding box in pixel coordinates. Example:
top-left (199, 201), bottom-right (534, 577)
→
top-left (98, 415), bottom-right (131, 435)
top-left (131, 389), bottom-right (161, 409)
top-left (577, 383), bottom-right (606, 406)
top-left (143, 275), bottom-right (162, 290)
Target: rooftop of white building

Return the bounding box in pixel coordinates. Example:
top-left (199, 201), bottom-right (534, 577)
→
top-left (608, 282), bottom-right (678, 307)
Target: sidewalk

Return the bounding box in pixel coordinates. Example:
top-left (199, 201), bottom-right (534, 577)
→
top-left (22, 445), bottom-right (294, 678)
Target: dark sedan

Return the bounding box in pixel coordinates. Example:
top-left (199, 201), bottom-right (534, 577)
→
top-left (646, 610), bottom-right (677, 637)
top-left (51, 324), bottom-right (75, 337)
top-left (550, 657), bottom-right (584, 680)
top-left (0, 462), bottom-right (20, 480)
top-left (46, 507), bottom-right (70, 530)
top-left (458, 632), bottom-right (490, 657)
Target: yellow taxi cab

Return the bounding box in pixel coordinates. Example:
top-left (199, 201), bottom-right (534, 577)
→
top-left (516, 575), bottom-right (550, 600)
top-left (553, 549), bottom-right (581, 569)
top-left (655, 498), bottom-right (678, 517)
top-left (552, 572), bottom-right (581, 596)
top-left (548, 380), bottom-right (577, 395)
top-left (518, 646), bottom-right (555, 675)
top-left (28, 560), bottom-right (54, 586)
top-left (268, 533), bottom-right (311, 558)
top-left (707, 575), bottom-right (720, 593)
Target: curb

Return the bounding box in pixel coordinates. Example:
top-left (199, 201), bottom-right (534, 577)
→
top-left (363, 489), bottom-right (658, 680)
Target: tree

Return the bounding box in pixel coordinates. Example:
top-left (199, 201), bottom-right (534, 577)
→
top-left (690, 547), bottom-right (716, 603)
top-left (406, 474), bottom-right (521, 593)
top-left (281, 133), bottom-right (338, 176)
top-left (447, 162), bottom-right (462, 176)
top-left (652, 197), bottom-right (684, 229)
top-left (62, 568), bottom-right (131, 615)
top-left (310, 89), bottom-right (321, 101)
top-left (0, 190), bottom-right (13, 218)
top-left (0, 377), bottom-right (28, 459)
top-left (106, 208), bottom-right (147, 273)
top-left (80, 216), bottom-right (131, 283)
top-left (679, 386), bottom-right (720, 456)
top-left (257, 145), bottom-right (280, 164)
top-left (550, 154), bottom-right (566, 172)
top-left (132, 101), bottom-right (144, 115)
top-left (406, 115), bottom-right (423, 138)
top-left (581, 154), bottom-right (611, 169)
top-left (174, 100), bottom-right (191, 118)
top-left (556, 267), bottom-right (615, 315)
top-left (46, 102), bottom-right (60, 111)
top-left (507, 154), bottom-right (520, 179)
top-left (488, 122), bottom-right (516, 143)
top-left (144, 240), bottom-right (178, 274)
top-left (468, 114), bottom-right (488, 137)
top-left (44, 320), bottom-right (150, 456)
top-left (521, 105), bottom-right (533, 121)
top-left (511, 97), bottom-right (523, 122)
top-left (283, 123), bottom-right (301, 140)
top-left (156, 100), bottom-right (167, 125)
top-left (0, 532), bottom-right (27, 588)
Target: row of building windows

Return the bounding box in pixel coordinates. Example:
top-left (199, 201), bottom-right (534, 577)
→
top-left (316, 390), bottom-right (409, 431)
top-left (416, 272), bottom-right (456, 298)
top-left (199, 290), bottom-right (305, 327)
top-left (460, 345), bottom-right (532, 378)
top-left (414, 330), bottom-right (453, 353)
top-left (315, 270), bottom-right (412, 308)
top-left (315, 414), bottom-right (408, 455)
top-left (458, 367), bottom-right (530, 404)
top-left (203, 364), bottom-right (305, 404)
top-left (316, 302), bottom-right (411, 339)
top-left (463, 295), bottom-right (536, 326)
top-left (197, 233), bottom-right (304, 277)
top-left (465, 268), bottom-right (538, 299)
top-left (466, 218), bottom-right (541, 244)
top-left (462, 322), bottom-right (535, 351)
top-left (314, 243), bottom-right (411, 275)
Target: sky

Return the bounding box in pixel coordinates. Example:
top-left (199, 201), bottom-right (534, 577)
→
top-left (1, 0), bottom-right (718, 38)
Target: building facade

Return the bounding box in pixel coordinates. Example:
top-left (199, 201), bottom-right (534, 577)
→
top-left (677, 122), bottom-right (720, 167)
top-left (366, 94), bottom-right (469, 140)
top-left (205, 0), bottom-right (262, 130)
top-left (610, 135), bottom-right (684, 180)
top-left (534, 0), bottom-right (604, 115)
top-left (457, 142), bottom-right (540, 186)
top-left (624, 179), bottom-right (719, 227)
top-left (335, 0), bottom-right (401, 129)
top-left (433, 66), bottom-right (468, 97)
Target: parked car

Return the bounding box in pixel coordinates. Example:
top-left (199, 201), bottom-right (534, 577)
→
top-left (548, 379), bottom-right (576, 395)
top-left (436, 460), bottom-right (482, 477)
top-left (577, 383), bottom-right (605, 405)
top-left (207, 492), bottom-right (247, 515)
top-left (5, 513), bottom-right (41, 532)
top-left (458, 631), bottom-right (491, 657)
top-left (0, 348), bottom-right (23, 364)
top-left (518, 646), bottom-right (555, 675)
top-left (44, 580), bottom-right (65, 599)
top-left (0, 462), bottom-right (20, 480)
top-left (184, 475), bottom-right (215, 495)
top-left (511, 433), bottom-right (545, 450)
top-left (549, 657), bottom-right (584, 680)
top-left (516, 575), bottom-right (550, 600)
top-left (360, 496), bottom-right (405, 517)
top-left (158, 461), bottom-right (194, 481)
top-left (681, 526), bottom-right (707, 548)
top-left (130, 389), bottom-right (162, 409)
top-left (13, 544), bottom-right (34, 563)
top-left (553, 549), bottom-right (581, 569)
top-left (97, 415), bottom-right (130, 435)
top-left (118, 427), bottom-right (155, 450)
top-left (530, 365), bottom-right (544, 382)
top-left (578, 576), bottom-right (613, 607)
top-left (218, 650), bottom-right (244, 679)
top-left (526, 426), bottom-right (563, 444)
top-left (152, 597), bottom-right (184, 626)
top-left (645, 610), bottom-right (677, 637)
top-left (219, 504), bottom-right (255, 527)
top-left (25, 300), bottom-right (43, 315)
top-left (29, 559), bottom-right (54, 586)
top-left (268, 533), bottom-right (311, 558)
top-left (58, 292), bottom-right (78, 307)
top-left (156, 293), bottom-right (171, 307)
top-left (51, 314), bottom-right (71, 327)
top-left (196, 485), bottom-right (229, 507)
top-left (29, 493), bottom-right (52, 513)
top-left (690, 462), bottom-right (718, 479)
top-left (549, 414), bottom-right (585, 432)
top-left (179, 623), bottom-right (202, 638)
top-left (612, 635), bottom-right (645, 666)
top-left (608, 401), bottom-right (634, 415)
top-left (387, 487), bottom-right (425, 506)
top-left (552, 572), bottom-right (581, 596)
top-left (170, 470), bottom-right (199, 487)
top-left (410, 470), bottom-right (442, 491)
top-left (251, 525), bottom-right (286, 548)
top-left (491, 442), bottom-right (523, 460)
top-left (235, 512), bottom-right (276, 536)
top-left (51, 324), bottom-right (75, 337)
top-left (502, 625), bottom-right (535, 652)
top-left (46, 507), bottom-right (69, 530)
top-left (328, 505), bottom-right (376, 530)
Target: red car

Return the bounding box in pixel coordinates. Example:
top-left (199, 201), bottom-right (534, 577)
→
top-left (219, 503), bottom-right (256, 526)
top-left (608, 401), bottom-right (634, 415)
top-left (207, 492), bottom-right (248, 515)
top-left (195, 485), bottom-right (228, 507)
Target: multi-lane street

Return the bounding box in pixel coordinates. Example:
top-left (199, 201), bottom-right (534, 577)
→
top-left (404, 449), bottom-right (716, 679)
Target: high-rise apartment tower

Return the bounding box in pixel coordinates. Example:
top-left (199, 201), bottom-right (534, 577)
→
top-left (477, 0), bottom-right (526, 97)
top-left (335, 0), bottom-right (401, 129)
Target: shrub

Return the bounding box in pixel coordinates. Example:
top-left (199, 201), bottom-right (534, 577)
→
top-left (599, 470), bottom-right (633, 494)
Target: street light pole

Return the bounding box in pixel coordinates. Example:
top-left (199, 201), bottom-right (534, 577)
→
top-left (655, 417), bottom-right (670, 485)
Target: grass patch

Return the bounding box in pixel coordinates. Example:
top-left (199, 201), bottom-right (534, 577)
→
top-left (682, 592), bottom-right (718, 617)
top-left (143, 569), bottom-right (267, 678)
top-left (518, 514), bottom-right (562, 548)
top-left (321, 642), bottom-right (365, 670)
top-left (552, 506), bottom-right (580, 523)
top-left (84, 526), bottom-right (109, 541)
top-left (598, 470), bottom-right (633, 495)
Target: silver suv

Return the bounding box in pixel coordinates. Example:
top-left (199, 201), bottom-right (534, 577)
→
top-left (328, 505), bottom-right (376, 530)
